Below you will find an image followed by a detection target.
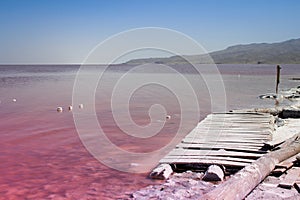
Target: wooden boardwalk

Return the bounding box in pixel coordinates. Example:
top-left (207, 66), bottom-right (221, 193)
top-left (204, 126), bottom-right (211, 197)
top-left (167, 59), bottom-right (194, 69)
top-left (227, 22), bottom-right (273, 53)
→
top-left (159, 112), bottom-right (275, 172)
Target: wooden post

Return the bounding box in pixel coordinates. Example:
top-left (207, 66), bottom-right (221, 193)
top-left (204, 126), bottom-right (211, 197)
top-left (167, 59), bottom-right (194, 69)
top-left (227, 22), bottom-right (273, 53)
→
top-left (202, 133), bottom-right (300, 200)
top-left (276, 65), bottom-right (281, 94)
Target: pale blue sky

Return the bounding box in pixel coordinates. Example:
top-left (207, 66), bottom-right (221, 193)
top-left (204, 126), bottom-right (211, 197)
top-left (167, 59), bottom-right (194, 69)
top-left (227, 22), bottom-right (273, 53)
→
top-left (0, 0), bottom-right (299, 64)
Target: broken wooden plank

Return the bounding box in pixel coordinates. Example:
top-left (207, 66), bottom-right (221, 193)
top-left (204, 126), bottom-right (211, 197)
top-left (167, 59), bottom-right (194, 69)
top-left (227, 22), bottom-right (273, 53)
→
top-left (197, 127), bottom-right (273, 132)
top-left (167, 149), bottom-right (264, 158)
top-left (162, 155), bottom-right (255, 163)
top-left (276, 154), bottom-right (298, 169)
top-left (264, 140), bottom-right (285, 149)
top-left (183, 138), bottom-right (267, 144)
top-left (185, 134), bottom-right (271, 140)
top-left (187, 130), bottom-right (272, 135)
top-left (177, 143), bottom-right (266, 152)
top-left (180, 141), bottom-right (266, 147)
top-left (294, 182), bottom-right (300, 193)
top-left (159, 158), bottom-right (250, 167)
top-left (204, 119), bottom-right (273, 123)
top-left (196, 125), bottom-right (273, 130)
top-left (278, 167), bottom-right (300, 189)
top-left (271, 167), bottom-right (287, 176)
top-left (208, 113), bottom-right (272, 118)
top-left (200, 122), bottom-right (272, 126)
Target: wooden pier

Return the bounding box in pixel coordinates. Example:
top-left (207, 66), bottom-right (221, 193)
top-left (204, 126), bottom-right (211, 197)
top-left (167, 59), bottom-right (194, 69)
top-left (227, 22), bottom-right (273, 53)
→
top-left (135, 108), bottom-right (300, 199)
top-left (151, 112), bottom-right (275, 177)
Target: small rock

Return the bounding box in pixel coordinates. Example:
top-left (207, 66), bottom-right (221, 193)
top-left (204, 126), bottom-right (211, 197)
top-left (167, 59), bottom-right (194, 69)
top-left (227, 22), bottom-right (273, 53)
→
top-left (79, 104), bottom-right (84, 109)
top-left (57, 107), bottom-right (63, 112)
top-left (202, 165), bottom-right (224, 181)
top-left (68, 106), bottom-right (73, 111)
top-left (149, 164), bottom-right (173, 180)
top-left (166, 115), bottom-right (171, 120)
top-left (12, 98), bottom-right (17, 102)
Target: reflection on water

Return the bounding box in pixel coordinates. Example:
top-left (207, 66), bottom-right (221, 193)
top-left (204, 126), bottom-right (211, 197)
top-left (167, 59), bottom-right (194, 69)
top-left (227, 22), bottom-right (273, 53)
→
top-left (0, 64), bottom-right (299, 199)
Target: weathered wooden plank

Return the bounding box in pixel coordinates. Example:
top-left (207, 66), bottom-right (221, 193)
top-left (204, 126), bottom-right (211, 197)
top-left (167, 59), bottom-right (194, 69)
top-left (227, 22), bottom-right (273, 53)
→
top-left (208, 113), bottom-right (272, 117)
top-left (177, 141), bottom-right (264, 149)
top-left (191, 132), bottom-right (272, 137)
top-left (207, 116), bottom-right (272, 120)
top-left (183, 138), bottom-right (266, 144)
top-left (208, 115), bottom-right (271, 118)
top-left (203, 116), bottom-right (272, 120)
top-left (203, 122), bottom-right (272, 125)
top-left (159, 158), bottom-right (250, 167)
top-left (200, 117), bottom-right (272, 122)
top-left (200, 122), bottom-right (271, 126)
top-left (184, 135), bottom-right (270, 141)
top-left (276, 154), bottom-right (298, 169)
top-left (167, 149), bottom-right (264, 158)
top-left (294, 182), bottom-right (300, 193)
top-left (193, 128), bottom-right (272, 132)
top-left (271, 167), bottom-right (287, 176)
top-left (185, 134), bottom-right (271, 140)
top-left (264, 139), bottom-right (284, 146)
top-left (192, 130), bottom-right (272, 135)
top-left (204, 119), bottom-right (273, 123)
top-left (196, 124), bottom-right (272, 128)
top-left (177, 143), bottom-right (266, 152)
top-left (278, 167), bottom-right (300, 189)
top-left (184, 135), bottom-right (267, 140)
top-left (162, 155), bottom-right (255, 163)
top-left (196, 124), bottom-right (273, 129)
top-left (180, 141), bottom-right (266, 147)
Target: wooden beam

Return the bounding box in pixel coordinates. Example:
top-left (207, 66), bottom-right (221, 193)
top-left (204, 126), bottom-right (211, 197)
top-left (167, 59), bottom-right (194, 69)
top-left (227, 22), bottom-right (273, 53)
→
top-left (183, 138), bottom-right (267, 144)
top-left (159, 158), bottom-right (250, 167)
top-left (161, 155), bottom-right (255, 163)
top-left (179, 141), bottom-right (266, 147)
top-left (276, 154), bottom-right (298, 169)
top-left (177, 143), bottom-right (266, 152)
top-left (167, 149), bottom-right (264, 158)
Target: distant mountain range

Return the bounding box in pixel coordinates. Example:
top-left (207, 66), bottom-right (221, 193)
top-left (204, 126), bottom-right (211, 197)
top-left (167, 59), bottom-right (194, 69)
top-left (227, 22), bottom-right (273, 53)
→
top-left (125, 38), bottom-right (300, 65)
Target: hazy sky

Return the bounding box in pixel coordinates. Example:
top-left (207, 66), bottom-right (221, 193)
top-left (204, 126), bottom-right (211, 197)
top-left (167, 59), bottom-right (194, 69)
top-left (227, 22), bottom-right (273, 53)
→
top-left (0, 0), bottom-right (299, 64)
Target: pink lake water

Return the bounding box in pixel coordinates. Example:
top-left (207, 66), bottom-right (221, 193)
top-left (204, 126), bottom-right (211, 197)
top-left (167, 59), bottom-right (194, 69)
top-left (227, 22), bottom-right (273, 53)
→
top-left (0, 64), bottom-right (299, 199)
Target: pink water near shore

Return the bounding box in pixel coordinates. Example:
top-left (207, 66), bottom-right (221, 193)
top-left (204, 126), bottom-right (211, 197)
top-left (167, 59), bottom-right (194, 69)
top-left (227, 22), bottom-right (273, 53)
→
top-left (0, 64), bottom-right (299, 199)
